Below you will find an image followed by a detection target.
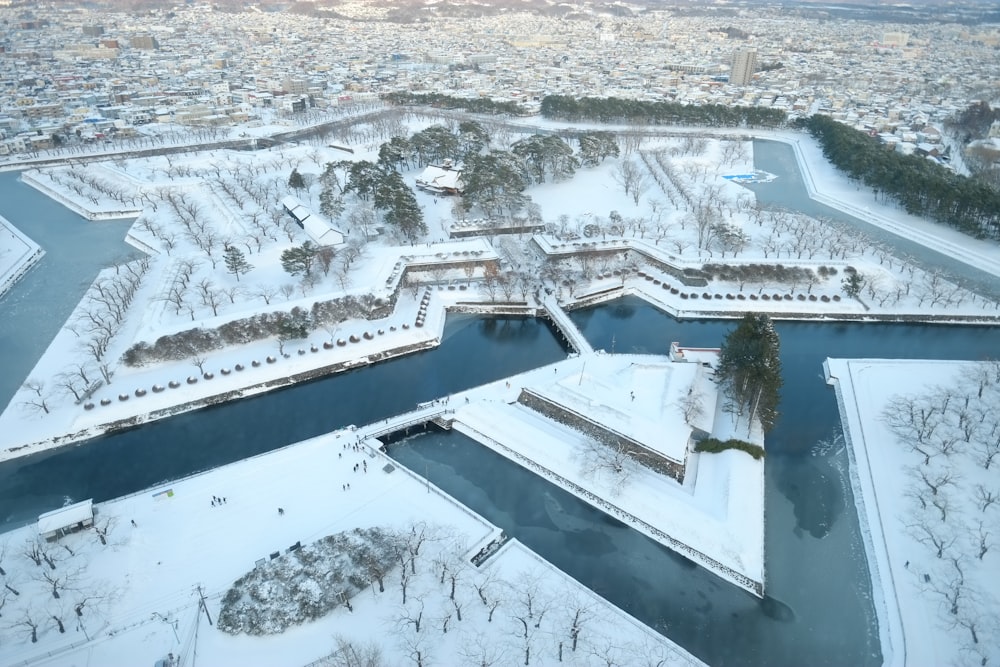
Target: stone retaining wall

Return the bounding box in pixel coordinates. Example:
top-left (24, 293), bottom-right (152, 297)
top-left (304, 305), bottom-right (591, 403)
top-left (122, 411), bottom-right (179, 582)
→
top-left (517, 388), bottom-right (686, 482)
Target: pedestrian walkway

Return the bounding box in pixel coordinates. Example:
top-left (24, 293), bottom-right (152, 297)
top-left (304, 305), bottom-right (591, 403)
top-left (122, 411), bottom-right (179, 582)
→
top-left (360, 402), bottom-right (452, 441)
top-left (540, 294), bottom-right (594, 354)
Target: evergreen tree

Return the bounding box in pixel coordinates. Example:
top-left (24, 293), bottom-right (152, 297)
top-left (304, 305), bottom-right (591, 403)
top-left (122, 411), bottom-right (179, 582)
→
top-left (715, 313), bottom-right (782, 434)
top-left (223, 246), bottom-right (253, 282)
top-left (280, 241), bottom-right (318, 276)
top-left (377, 136), bottom-right (413, 171)
top-left (344, 161), bottom-right (381, 201)
top-left (842, 271), bottom-right (864, 298)
top-left (276, 310), bottom-right (310, 355)
top-left (288, 168), bottom-right (306, 192)
top-left (577, 131), bottom-right (620, 166)
top-left (319, 162), bottom-right (344, 194)
top-left (462, 150), bottom-right (530, 218)
top-left (457, 120), bottom-right (490, 158)
top-left (319, 186), bottom-right (344, 220)
top-left (410, 125), bottom-right (459, 166)
top-left (374, 171), bottom-right (426, 241)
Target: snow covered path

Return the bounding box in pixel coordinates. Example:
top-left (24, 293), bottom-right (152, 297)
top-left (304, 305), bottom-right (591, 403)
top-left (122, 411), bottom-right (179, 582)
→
top-left (541, 294), bottom-right (595, 354)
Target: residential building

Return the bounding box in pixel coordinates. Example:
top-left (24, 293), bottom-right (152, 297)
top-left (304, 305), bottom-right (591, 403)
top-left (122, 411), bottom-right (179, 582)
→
top-left (730, 49), bottom-right (758, 86)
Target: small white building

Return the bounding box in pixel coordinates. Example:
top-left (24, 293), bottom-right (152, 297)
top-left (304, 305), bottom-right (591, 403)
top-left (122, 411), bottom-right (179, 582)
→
top-left (280, 196), bottom-right (345, 247)
top-left (38, 499), bottom-right (95, 542)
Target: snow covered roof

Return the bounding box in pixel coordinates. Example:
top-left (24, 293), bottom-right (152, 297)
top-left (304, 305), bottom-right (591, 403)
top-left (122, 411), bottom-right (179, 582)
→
top-left (280, 196), bottom-right (345, 246)
top-left (301, 214), bottom-right (345, 247)
top-left (415, 164), bottom-right (463, 193)
top-left (37, 499), bottom-right (94, 536)
top-left (280, 195), bottom-right (309, 223)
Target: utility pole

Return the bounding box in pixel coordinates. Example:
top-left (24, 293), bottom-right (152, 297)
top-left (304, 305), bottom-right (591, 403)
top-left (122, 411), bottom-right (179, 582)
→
top-left (196, 585), bottom-right (213, 626)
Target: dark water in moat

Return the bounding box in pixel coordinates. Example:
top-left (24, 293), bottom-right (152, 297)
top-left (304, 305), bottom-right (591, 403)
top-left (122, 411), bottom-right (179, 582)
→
top-left (0, 171), bottom-right (140, 410)
top-left (749, 140), bottom-right (1000, 299)
top-left (389, 297), bottom-right (1000, 667)
top-left (0, 314), bottom-right (566, 527)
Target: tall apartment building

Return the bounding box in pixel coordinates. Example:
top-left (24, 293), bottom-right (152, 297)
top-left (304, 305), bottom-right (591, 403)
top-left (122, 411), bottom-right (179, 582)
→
top-left (730, 49), bottom-right (757, 86)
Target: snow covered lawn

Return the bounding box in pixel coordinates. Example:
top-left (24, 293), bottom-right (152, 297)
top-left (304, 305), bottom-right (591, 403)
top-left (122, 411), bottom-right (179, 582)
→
top-left (827, 358), bottom-right (1000, 667)
top-left (0, 425), bottom-right (700, 667)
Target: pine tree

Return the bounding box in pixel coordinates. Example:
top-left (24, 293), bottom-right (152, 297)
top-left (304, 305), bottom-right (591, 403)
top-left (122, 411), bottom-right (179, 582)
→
top-left (577, 131), bottom-right (620, 166)
top-left (288, 168), bottom-right (306, 192)
top-left (224, 246), bottom-right (254, 282)
top-left (319, 186), bottom-right (344, 220)
top-left (715, 312), bottom-right (782, 434)
top-left (280, 241), bottom-right (317, 276)
top-left (842, 272), bottom-right (864, 298)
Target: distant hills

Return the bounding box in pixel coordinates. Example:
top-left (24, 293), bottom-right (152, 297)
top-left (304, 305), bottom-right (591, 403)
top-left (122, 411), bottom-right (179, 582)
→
top-left (16, 0), bottom-right (1000, 25)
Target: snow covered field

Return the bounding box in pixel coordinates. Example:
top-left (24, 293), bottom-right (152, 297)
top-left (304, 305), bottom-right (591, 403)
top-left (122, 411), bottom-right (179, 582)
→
top-left (0, 425), bottom-right (701, 667)
top-left (827, 359), bottom-right (1000, 667)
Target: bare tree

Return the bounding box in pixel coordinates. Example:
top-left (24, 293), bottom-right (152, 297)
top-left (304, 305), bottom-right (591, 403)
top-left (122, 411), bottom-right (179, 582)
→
top-left (588, 635), bottom-right (631, 667)
top-left (252, 284), bottom-right (279, 305)
top-left (882, 395), bottom-right (940, 465)
top-left (20, 379), bottom-right (50, 415)
top-left (93, 516), bottom-right (116, 546)
top-left (907, 517), bottom-right (956, 558)
top-left (326, 636), bottom-right (385, 667)
top-left (973, 519), bottom-right (991, 560)
top-left (22, 537), bottom-right (51, 568)
top-left (191, 356), bottom-right (208, 375)
top-left (54, 371), bottom-right (86, 403)
top-left (197, 279), bottom-right (224, 316)
top-left (613, 159), bottom-right (648, 205)
top-left (562, 591), bottom-right (595, 654)
top-left (15, 608), bottom-right (40, 643)
top-left (39, 566), bottom-right (81, 600)
top-left (678, 386), bottom-right (705, 426)
top-left (221, 286), bottom-right (242, 304)
top-left (161, 284), bottom-right (189, 316)
top-left (396, 598), bottom-right (425, 635)
top-left (458, 631), bottom-right (508, 667)
top-left (930, 490), bottom-right (954, 522)
top-left (397, 622), bottom-right (431, 667)
top-left (580, 440), bottom-right (637, 496)
top-left (317, 246), bottom-right (336, 276)
top-left (908, 464), bottom-right (960, 498)
top-left (974, 484), bottom-right (998, 512)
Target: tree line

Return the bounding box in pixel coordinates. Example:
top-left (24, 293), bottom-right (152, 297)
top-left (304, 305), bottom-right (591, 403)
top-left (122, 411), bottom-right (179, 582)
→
top-left (799, 114), bottom-right (1000, 241)
top-left (383, 92), bottom-right (525, 116)
top-left (385, 92), bottom-right (790, 129)
top-left (540, 95), bottom-right (788, 128)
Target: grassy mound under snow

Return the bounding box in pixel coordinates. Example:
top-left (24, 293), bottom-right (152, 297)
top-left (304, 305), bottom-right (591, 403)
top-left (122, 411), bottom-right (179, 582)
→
top-left (218, 527), bottom-right (403, 635)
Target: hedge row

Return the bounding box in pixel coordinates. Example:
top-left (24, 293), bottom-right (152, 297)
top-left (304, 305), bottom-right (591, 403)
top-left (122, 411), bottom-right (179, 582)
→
top-left (693, 437), bottom-right (766, 460)
top-left (123, 293), bottom-right (391, 367)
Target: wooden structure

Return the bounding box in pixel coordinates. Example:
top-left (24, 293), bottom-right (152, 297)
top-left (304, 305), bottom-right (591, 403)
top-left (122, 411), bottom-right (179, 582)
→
top-left (38, 499), bottom-right (95, 541)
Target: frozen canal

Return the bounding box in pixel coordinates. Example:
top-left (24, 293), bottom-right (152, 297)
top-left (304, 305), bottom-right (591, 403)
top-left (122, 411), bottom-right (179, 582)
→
top-left (0, 171), bottom-right (139, 411)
